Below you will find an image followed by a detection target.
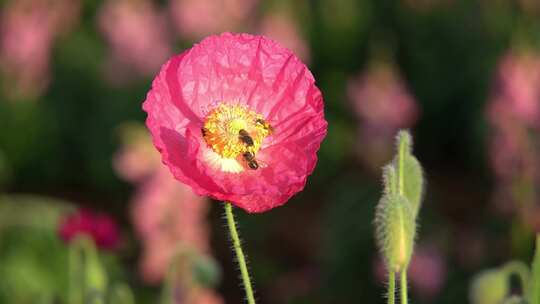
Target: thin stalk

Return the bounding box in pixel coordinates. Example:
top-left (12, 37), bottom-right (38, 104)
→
top-left (224, 202), bottom-right (256, 304)
top-left (388, 271), bottom-right (396, 304)
top-left (400, 271), bottom-right (408, 304)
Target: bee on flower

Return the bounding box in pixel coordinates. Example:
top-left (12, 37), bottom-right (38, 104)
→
top-left (143, 33), bottom-right (327, 213)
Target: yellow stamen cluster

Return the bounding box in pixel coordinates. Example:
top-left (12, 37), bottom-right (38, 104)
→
top-left (202, 103), bottom-right (272, 160)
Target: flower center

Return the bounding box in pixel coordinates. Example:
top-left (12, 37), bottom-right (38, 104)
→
top-left (201, 103), bottom-right (272, 169)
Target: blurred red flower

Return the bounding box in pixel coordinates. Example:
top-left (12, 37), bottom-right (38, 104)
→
top-left (58, 209), bottom-right (120, 250)
top-left (143, 33), bottom-right (327, 213)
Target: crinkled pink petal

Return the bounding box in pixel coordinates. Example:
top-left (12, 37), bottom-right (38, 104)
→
top-left (143, 33), bottom-right (327, 213)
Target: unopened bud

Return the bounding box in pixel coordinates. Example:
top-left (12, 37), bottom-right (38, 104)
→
top-left (375, 193), bottom-right (416, 273)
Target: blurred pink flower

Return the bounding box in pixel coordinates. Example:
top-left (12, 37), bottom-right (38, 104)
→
top-left (486, 51), bottom-right (540, 218)
top-left (98, 0), bottom-right (172, 82)
top-left (191, 290), bottom-right (224, 304)
top-left (348, 62), bottom-right (420, 170)
top-left (349, 63), bottom-right (419, 129)
top-left (0, 0), bottom-right (79, 99)
top-left (489, 52), bottom-right (540, 129)
top-left (58, 208), bottom-right (120, 250)
top-left (407, 245), bottom-right (447, 299)
top-left (169, 0), bottom-right (257, 39)
top-left (133, 169), bottom-right (211, 283)
top-left (259, 13), bottom-right (310, 63)
top-left (113, 123), bottom-right (161, 183)
top-left (374, 243), bottom-right (446, 300)
top-left (114, 123), bottom-right (213, 284)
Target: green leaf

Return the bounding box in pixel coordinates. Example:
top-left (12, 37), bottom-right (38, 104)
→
top-left (527, 235), bottom-right (540, 304)
top-left (69, 237), bottom-right (108, 304)
top-left (374, 194), bottom-right (416, 273)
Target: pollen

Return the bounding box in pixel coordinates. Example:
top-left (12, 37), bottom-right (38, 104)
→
top-left (201, 103), bottom-right (272, 172)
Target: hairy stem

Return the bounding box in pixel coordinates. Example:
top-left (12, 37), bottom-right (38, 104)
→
top-left (224, 202), bottom-right (256, 304)
top-left (388, 271), bottom-right (396, 304)
top-left (400, 271), bottom-right (408, 304)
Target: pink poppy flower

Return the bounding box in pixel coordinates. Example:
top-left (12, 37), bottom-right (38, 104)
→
top-left (58, 208), bottom-right (120, 250)
top-left (143, 33), bottom-right (327, 213)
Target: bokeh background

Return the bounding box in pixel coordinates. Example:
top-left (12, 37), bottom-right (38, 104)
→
top-left (0, 0), bottom-right (539, 303)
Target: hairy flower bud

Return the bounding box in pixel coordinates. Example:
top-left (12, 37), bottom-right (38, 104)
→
top-left (375, 193), bottom-right (416, 273)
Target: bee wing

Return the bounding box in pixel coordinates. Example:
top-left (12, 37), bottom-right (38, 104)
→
top-left (255, 158), bottom-right (268, 169)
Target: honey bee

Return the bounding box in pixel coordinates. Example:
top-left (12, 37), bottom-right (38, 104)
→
top-left (242, 151), bottom-right (259, 170)
top-left (255, 118), bottom-right (273, 134)
top-left (238, 129), bottom-right (254, 146)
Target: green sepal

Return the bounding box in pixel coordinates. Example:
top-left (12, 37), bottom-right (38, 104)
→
top-left (394, 130), bottom-right (425, 218)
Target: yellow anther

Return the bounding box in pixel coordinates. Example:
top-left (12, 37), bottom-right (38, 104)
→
top-left (201, 103), bottom-right (272, 161)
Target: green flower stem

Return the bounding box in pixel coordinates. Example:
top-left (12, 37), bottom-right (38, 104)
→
top-left (68, 243), bottom-right (83, 304)
top-left (388, 271), bottom-right (396, 304)
top-left (400, 271), bottom-right (408, 304)
top-left (224, 202), bottom-right (256, 304)
top-left (397, 133), bottom-right (409, 304)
